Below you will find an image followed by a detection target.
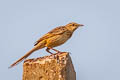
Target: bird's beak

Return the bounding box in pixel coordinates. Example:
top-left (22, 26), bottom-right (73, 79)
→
top-left (78, 24), bottom-right (84, 27)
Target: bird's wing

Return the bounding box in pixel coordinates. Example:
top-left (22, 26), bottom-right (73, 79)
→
top-left (34, 26), bottom-right (67, 46)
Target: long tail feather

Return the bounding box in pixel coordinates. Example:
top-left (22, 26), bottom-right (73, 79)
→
top-left (9, 48), bottom-right (37, 68)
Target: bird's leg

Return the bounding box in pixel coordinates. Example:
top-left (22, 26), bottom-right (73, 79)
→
top-left (46, 47), bottom-right (61, 54)
top-left (46, 48), bottom-right (53, 54)
top-left (49, 48), bottom-right (61, 53)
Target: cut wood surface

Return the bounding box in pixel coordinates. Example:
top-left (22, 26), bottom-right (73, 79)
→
top-left (23, 52), bottom-right (76, 80)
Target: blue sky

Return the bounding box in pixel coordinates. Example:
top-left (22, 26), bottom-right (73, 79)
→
top-left (0, 0), bottom-right (120, 80)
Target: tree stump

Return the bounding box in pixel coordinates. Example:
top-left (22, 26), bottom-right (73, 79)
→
top-left (23, 52), bottom-right (76, 80)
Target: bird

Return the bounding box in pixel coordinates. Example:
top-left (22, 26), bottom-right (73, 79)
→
top-left (9, 22), bottom-right (84, 68)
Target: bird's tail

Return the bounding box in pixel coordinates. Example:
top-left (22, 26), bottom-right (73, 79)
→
top-left (9, 47), bottom-right (37, 68)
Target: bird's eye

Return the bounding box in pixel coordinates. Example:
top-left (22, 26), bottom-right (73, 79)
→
top-left (72, 24), bottom-right (75, 26)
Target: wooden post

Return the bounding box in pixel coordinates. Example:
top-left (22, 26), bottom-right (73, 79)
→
top-left (22, 52), bottom-right (76, 80)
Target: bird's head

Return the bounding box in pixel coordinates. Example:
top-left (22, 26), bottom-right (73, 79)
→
top-left (65, 22), bottom-right (84, 32)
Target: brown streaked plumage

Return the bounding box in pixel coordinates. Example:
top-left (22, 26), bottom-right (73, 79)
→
top-left (9, 22), bottom-right (84, 68)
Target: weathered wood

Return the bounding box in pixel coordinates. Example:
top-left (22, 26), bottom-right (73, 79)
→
top-left (23, 52), bottom-right (76, 80)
